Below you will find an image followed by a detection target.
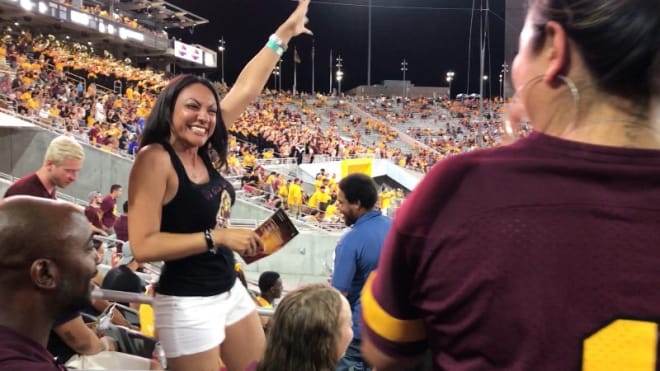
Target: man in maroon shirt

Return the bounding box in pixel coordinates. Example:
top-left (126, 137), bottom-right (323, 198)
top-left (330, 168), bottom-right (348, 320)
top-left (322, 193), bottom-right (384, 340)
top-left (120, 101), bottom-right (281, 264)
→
top-left (100, 184), bottom-right (122, 233)
top-left (113, 201), bottom-right (129, 253)
top-left (84, 191), bottom-right (107, 236)
top-left (0, 196), bottom-right (98, 370)
top-left (4, 135), bottom-right (84, 199)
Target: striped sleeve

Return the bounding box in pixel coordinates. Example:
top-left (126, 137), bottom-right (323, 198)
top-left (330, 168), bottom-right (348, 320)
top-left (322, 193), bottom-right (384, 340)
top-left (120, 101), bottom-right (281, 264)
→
top-left (360, 222), bottom-right (428, 357)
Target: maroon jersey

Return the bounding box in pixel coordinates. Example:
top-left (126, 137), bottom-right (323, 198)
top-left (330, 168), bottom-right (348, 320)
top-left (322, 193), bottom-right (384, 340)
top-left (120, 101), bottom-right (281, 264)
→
top-left (113, 215), bottom-right (128, 252)
top-left (100, 195), bottom-right (116, 228)
top-left (84, 205), bottom-right (103, 229)
top-left (3, 173), bottom-right (55, 199)
top-left (362, 132), bottom-right (660, 370)
top-left (0, 325), bottom-right (65, 370)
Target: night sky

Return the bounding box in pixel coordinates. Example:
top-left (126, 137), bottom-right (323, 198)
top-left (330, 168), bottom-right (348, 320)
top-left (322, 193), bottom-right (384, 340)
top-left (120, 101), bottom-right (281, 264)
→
top-left (166, 0), bottom-right (507, 96)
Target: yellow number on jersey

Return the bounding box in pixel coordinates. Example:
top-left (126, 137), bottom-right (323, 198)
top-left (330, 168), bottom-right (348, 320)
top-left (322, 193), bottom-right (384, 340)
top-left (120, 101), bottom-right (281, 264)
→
top-left (583, 319), bottom-right (657, 371)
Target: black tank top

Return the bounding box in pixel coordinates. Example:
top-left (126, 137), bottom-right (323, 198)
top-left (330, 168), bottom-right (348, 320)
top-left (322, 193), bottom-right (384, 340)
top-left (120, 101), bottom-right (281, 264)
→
top-left (156, 141), bottom-right (237, 296)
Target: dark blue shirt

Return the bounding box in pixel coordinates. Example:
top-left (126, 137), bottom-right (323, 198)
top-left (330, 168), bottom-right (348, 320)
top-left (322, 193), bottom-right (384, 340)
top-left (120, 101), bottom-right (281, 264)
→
top-left (332, 210), bottom-right (392, 339)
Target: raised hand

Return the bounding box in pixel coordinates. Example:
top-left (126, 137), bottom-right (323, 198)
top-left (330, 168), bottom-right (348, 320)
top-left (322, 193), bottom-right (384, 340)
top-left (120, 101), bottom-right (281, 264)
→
top-left (276, 0), bottom-right (313, 42)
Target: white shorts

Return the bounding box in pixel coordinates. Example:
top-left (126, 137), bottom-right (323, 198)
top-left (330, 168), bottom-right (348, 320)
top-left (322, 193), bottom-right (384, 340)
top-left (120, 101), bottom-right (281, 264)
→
top-left (153, 279), bottom-right (256, 358)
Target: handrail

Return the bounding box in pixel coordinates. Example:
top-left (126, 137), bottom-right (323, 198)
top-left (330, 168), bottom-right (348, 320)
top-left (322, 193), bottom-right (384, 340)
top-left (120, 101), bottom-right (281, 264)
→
top-left (96, 83), bottom-right (114, 95)
top-left (257, 157), bottom-right (298, 166)
top-left (45, 63), bottom-right (86, 92)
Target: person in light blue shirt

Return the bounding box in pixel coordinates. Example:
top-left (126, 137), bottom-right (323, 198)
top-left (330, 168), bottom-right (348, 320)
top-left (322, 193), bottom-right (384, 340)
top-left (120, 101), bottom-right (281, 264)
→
top-left (331, 173), bottom-right (392, 371)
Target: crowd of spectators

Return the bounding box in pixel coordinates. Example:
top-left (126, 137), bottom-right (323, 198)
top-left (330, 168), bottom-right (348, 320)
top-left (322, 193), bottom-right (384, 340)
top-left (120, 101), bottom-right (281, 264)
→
top-left (235, 164), bottom-right (405, 228)
top-left (0, 24), bottom-right (518, 223)
top-left (54, 0), bottom-right (170, 40)
top-left (0, 27), bottom-right (519, 177)
top-left (0, 31), bottom-right (161, 156)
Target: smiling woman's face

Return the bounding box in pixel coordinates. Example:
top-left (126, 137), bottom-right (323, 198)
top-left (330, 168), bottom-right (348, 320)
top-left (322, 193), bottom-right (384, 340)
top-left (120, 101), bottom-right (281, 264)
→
top-left (171, 83), bottom-right (218, 148)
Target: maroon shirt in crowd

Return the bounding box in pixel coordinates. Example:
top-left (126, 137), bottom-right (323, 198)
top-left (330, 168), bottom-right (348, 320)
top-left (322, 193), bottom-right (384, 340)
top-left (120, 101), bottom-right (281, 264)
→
top-left (84, 205), bottom-right (103, 230)
top-left (113, 214), bottom-right (128, 252)
top-left (362, 132), bottom-right (660, 370)
top-left (3, 173), bottom-right (55, 199)
top-left (100, 195), bottom-right (116, 228)
top-left (0, 325), bottom-right (65, 370)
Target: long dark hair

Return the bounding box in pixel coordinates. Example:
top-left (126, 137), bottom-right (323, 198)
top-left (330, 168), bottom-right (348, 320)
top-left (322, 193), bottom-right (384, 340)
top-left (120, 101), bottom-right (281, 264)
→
top-left (257, 284), bottom-right (344, 371)
top-left (528, 0), bottom-right (660, 106)
top-left (139, 74), bottom-right (228, 167)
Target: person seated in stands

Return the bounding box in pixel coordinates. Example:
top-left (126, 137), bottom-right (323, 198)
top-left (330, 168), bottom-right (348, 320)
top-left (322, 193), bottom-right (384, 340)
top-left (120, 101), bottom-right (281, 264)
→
top-left (101, 243), bottom-right (145, 309)
top-left (226, 151), bottom-right (243, 175)
top-left (305, 209), bottom-right (327, 224)
top-left (324, 196), bottom-right (340, 222)
top-left (241, 168), bottom-right (261, 195)
top-left (80, 237), bottom-right (134, 326)
top-left (264, 193), bottom-right (282, 209)
top-left (0, 196), bottom-right (100, 370)
top-left (256, 271), bottom-right (283, 309)
top-left (127, 133), bottom-right (139, 155)
top-left (250, 284), bottom-right (352, 371)
top-left (47, 232), bottom-right (118, 365)
top-left (263, 171), bottom-right (277, 195)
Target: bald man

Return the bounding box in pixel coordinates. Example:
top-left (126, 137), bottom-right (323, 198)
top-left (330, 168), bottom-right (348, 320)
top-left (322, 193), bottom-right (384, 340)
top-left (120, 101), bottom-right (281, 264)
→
top-left (0, 196), bottom-right (98, 370)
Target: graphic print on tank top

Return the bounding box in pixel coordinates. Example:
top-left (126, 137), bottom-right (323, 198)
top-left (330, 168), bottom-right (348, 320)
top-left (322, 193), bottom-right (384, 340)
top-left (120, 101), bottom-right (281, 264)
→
top-left (218, 189), bottom-right (233, 228)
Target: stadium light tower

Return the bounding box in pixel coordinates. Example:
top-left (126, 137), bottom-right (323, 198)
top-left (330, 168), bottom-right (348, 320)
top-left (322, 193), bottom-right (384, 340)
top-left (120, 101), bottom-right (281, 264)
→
top-left (218, 37), bottom-right (226, 84)
top-left (401, 59), bottom-right (408, 98)
top-left (501, 62), bottom-right (509, 100)
top-left (335, 55), bottom-right (343, 95)
top-left (272, 64), bottom-right (280, 91)
top-left (483, 75), bottom-right (489, 99)
top-left (446, 71), bottom-right (455, 98)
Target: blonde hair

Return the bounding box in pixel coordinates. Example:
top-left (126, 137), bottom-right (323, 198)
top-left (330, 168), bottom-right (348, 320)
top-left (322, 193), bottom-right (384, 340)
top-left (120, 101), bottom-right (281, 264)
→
top-left (44, 135), bottom-right (85, 165)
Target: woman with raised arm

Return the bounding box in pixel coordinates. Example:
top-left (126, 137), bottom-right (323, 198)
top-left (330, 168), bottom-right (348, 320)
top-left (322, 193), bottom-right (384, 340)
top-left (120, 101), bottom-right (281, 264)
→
top-left (128, 1), bottom-right (312, 370)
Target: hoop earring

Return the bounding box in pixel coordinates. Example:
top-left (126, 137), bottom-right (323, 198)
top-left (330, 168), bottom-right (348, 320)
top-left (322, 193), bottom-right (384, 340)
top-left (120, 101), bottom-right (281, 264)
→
top-left (503, 74), bottom-right (580, 140)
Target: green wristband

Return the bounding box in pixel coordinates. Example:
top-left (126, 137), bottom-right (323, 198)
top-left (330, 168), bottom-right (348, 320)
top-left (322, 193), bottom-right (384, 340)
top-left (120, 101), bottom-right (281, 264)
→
top-left (266, 39), bottom-right (284, 56)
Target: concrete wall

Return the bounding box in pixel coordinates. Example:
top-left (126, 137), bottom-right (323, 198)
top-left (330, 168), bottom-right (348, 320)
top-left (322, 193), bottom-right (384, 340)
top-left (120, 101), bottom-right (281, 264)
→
top-left (348, 85), bottom-right (449, 98)
top-left (231, 198), bottom-right (343, 288)
top-left (0, 127), bottom-right (133, 206)
top-left (241, 230), bottom-right (341, 291)
top-left (1, 126), bottom-right (344, 286)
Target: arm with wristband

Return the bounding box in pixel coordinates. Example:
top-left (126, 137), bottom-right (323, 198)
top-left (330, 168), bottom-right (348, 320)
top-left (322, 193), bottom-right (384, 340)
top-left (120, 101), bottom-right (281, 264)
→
top-left (128, 1), bottom-right (312, 265)
top-left (220, 0), bottom-right (313, 129)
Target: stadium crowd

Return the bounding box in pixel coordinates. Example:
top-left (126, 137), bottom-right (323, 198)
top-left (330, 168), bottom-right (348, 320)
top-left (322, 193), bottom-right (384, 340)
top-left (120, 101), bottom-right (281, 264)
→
top-left (5, 0), bottom-right (654, 369)
top-left (0, 27), bottom-right (513, 177)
